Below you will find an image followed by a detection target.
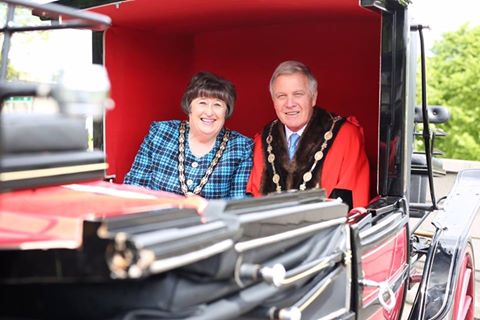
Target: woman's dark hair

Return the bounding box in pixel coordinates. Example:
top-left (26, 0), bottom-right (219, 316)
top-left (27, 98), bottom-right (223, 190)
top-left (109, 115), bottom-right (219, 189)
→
top-left (181, 72), bottom-right (236, 118)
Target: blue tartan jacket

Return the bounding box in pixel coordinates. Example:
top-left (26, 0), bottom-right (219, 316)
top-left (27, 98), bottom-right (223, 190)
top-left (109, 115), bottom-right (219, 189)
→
top-left (124, 120), bottom-right (253, 199)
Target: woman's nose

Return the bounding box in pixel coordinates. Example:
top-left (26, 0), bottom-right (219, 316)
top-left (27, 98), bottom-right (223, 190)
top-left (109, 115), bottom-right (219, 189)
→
top-left (204, 103), bottom-right (214, 114)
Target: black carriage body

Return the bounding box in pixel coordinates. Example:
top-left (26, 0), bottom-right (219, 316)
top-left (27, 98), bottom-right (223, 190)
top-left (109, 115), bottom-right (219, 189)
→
top-left (1, 0), bottom-right (480, 320)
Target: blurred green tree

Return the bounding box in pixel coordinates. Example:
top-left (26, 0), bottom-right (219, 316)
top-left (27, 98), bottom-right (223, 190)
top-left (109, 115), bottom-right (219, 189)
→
top-left (418, 24), bottom-right (480, 160)
top-left (6, 64), bottom-right (20, 80)
top-left (0, 4), bottom-right (50, 81)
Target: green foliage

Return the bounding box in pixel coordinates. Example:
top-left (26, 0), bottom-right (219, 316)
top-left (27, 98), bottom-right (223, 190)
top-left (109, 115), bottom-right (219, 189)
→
top-left (0, 4), bottom-right (50, 81)
top-left (417, 24), bottom-right (480, 160)
top-left (6, 63), bottom-right (20, 80)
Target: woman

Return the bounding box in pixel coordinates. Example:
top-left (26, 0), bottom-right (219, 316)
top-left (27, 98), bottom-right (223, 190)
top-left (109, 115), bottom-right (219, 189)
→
top-left (124, 72), bottom-right (253, 199)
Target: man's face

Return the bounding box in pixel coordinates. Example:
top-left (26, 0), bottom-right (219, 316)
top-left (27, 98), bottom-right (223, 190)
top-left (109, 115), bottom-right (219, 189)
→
top-left (271, 73), bottom-right (317, 132)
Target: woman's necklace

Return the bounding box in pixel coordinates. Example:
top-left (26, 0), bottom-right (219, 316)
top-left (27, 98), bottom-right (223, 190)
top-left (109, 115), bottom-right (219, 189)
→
top-left (266, 114), bottom-right (341, 192)
top-left (178, 121), bottom-right (230, 196)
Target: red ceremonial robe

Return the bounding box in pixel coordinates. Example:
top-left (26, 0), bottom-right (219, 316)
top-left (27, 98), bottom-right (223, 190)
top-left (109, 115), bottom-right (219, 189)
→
top-left (247, 107), bottom-right (370, 208)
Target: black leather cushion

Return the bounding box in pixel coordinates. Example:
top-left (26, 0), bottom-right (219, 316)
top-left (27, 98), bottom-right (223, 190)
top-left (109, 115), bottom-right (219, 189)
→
top-left (1, 114), bottom-right (88, 153)
top-left (414, 105), bottom-right (450, 124)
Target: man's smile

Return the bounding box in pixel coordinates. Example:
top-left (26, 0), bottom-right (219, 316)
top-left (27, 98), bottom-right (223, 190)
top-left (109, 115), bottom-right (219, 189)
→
top-left (285, 111), bottom-right (300, 116)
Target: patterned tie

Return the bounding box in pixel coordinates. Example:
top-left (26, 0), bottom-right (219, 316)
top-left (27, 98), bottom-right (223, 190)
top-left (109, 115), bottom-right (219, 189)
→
top-left (288, 133), bottom-right (300, 160)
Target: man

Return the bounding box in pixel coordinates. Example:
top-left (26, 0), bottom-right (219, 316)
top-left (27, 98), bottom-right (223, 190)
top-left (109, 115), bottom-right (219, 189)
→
top-left (247, 60), bottom-right (370, 208)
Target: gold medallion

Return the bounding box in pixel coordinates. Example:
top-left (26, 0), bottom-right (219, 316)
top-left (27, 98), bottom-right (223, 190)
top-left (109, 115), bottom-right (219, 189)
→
top-left (266, 135), bottom-right (273, 144)
top-left (303, 172), bottom-right (312, 182)
top-left (268, 154), bottom-right (275, 163)
top-left (273, 174), bottom-right (280, 183)
top-left (324, 131), bottom-right (333, 140)
top-left (314, 151), bottom-right (324, 161)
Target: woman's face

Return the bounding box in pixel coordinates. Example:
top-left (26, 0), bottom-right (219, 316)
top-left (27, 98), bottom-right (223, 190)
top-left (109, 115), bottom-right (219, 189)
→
top-left (188, 96), bottom-right (227, 140)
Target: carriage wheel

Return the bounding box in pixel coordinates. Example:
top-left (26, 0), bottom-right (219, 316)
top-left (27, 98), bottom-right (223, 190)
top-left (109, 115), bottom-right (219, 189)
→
top-left (452, 244), bottom-right (475, 320)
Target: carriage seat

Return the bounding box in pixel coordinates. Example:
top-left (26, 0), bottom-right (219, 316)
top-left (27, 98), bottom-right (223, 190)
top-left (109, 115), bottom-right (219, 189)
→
top-left (1, 113), bottom-right (105, 191)
top-left (410, 105), bottom-right (450, 203)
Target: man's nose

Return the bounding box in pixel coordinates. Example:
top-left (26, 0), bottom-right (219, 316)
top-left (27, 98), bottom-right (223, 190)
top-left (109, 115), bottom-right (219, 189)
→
top-left (286, 96), bottom-right (296, 108)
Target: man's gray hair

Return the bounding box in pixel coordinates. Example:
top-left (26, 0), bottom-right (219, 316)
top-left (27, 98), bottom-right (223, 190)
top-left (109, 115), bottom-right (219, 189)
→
top-left (269, 60), bottom-right (318, 96)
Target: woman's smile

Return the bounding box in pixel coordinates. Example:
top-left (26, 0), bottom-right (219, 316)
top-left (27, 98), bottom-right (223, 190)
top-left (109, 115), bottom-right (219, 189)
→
top-left (189, 97), bottom-right (227, 140)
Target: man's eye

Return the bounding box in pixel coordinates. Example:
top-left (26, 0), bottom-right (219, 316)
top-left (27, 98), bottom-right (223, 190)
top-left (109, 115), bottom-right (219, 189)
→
top-left (276, 94), bottom-right (286, 99)
top-left (294, 92), bottom-right (304, 97)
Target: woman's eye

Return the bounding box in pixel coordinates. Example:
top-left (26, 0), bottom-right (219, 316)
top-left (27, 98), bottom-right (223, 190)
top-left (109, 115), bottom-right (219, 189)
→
top-left (198, 101), bottom-right (207, 105)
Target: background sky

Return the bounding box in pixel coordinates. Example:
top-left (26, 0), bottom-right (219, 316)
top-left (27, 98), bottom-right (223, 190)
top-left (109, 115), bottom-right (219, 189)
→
top-left (409, 0), bottom-right (480, 52)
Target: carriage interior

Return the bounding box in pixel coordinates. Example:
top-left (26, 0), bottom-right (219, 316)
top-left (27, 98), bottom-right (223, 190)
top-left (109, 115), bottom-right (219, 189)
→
top-left (0, 3), bottom-right (420, 319)
top-left (90, 0), bottom-right (382, 199)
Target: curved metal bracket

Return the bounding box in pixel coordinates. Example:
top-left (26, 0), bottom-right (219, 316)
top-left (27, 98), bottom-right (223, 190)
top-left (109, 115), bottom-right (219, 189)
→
top-left (360, 278), bottom-right (396, 312)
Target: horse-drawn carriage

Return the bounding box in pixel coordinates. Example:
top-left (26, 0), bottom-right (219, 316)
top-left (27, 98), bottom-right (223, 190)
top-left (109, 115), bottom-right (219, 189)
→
top-left (1, 0), bottom-right (479, 319)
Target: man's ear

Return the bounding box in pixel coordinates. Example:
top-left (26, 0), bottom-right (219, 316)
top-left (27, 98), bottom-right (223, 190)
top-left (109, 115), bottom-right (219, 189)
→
top-left (312, 91), bottom-right (318, 106)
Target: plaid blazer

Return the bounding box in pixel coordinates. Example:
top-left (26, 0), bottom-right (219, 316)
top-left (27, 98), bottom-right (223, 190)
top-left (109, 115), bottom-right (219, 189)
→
top-left (124, 120), bottom-right (253, 199)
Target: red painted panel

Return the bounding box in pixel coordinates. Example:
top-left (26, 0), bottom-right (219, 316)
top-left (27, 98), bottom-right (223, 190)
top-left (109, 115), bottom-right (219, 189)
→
top-left (361, 226), bottom-right (408, 320)
top-left (452, 251), bottom-right (475, 320)
top-left (0, 181), bottom-right (206, 249)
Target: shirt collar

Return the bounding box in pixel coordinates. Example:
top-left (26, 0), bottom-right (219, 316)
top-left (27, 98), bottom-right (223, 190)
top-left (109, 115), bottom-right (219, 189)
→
top-left (285, 124), bottom-right (307, 141)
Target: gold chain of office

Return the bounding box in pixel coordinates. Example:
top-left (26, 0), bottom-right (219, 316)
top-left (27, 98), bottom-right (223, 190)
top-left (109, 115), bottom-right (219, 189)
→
top-left (265, 114), bottom-right (341, 192)
top-left (178, 121), bottom-right (230, 196)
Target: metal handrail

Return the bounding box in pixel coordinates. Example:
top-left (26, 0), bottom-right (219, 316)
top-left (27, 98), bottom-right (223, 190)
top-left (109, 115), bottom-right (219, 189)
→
top-left (1, 0), bottom-right (111, 31)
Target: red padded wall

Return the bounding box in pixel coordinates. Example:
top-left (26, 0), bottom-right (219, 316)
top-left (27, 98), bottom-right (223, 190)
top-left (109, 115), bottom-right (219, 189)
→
top-left (104, 14), bottom-right (381, 192)
top-left (104, 28), bottom-right (193, 181)
top-left (193, 19), bottom-right (380, 165)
